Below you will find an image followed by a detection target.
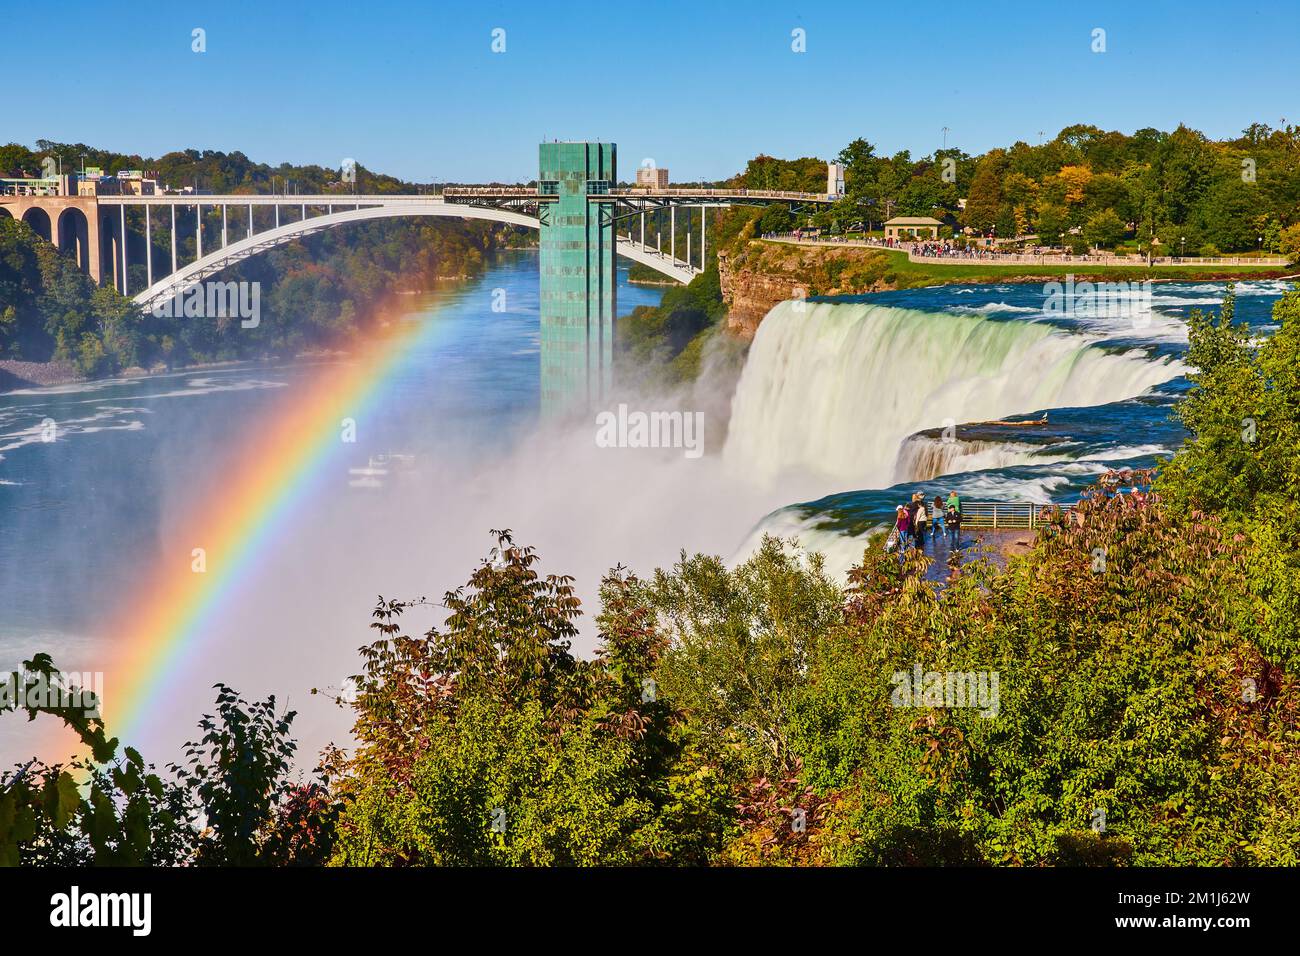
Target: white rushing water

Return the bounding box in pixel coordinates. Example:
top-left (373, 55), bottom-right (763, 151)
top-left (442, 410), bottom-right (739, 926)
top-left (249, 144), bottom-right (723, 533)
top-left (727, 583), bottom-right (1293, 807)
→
top-left (891, 435), bottom-right (1074, 484)
top-left (722, 300), bottom-right (1187, 486)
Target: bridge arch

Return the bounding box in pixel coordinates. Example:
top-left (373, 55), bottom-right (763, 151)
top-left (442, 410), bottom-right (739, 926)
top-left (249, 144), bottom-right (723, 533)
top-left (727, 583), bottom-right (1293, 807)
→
top-left (101, 211), bottom-right (125, 291)
top-left (58, 207), bottom-right (91, 272)
top-left (21, 207), bottom-right (51, 242)
top-left (132, 201), bottom-right (696, 310)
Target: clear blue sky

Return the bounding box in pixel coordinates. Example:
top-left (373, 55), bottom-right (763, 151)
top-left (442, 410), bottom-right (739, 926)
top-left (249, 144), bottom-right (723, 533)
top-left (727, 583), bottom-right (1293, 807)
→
top-left (8, 0), bottom-right (1298, 183)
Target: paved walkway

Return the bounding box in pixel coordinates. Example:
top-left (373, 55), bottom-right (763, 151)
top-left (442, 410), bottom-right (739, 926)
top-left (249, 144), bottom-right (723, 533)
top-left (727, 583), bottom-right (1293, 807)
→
top-left (764, 235), bottom-right (1289, 269)
top-left (894, 527), bottom-right (1036, 584)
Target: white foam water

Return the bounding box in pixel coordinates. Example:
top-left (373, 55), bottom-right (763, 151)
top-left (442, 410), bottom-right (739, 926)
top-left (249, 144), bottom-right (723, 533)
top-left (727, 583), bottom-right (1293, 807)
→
top-left (722, 300), bottom-right (1186, 487)
top-left (892, 435), bottom-right (1074, 483)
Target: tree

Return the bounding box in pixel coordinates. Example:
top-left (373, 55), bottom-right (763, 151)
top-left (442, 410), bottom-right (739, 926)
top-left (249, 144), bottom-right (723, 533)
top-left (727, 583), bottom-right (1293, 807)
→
top-left (330, 532), bottom-right (731, 866)
top-left (962, 153), bottom-right (1006, 232)
top-left (1197, 178), bottom-right (1267, 251)
top-left (758, 203), bottom-right (793, 235)
top-left (1159, 287), bottom-right (1300, 668)
top-left (1158, 288), bottom-right (1260, 511)
top-left (837, 137), bottom-right (876, 182)
top-left (1055, 165), bottom-right (1094, 206)
top-left (651, 536), bottom-right (843, 778)
top-left (1156, 125), bottom-right (1215, 224)
top-left (0, 143), bottom-right (39, 177)
top-left (1280, 224), bottom-right (1300, 264)
top-left (0, 654), bottom-right (199, 866)
top-left (170, 685), bottom-right (301, 866)
top-left (1084, 208), bottom-right (1127, 248)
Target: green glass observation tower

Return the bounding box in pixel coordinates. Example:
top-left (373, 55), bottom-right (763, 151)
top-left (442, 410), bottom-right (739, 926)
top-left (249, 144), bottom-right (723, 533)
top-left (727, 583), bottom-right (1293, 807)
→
top-left (537, 141), bottom-right (617, 416)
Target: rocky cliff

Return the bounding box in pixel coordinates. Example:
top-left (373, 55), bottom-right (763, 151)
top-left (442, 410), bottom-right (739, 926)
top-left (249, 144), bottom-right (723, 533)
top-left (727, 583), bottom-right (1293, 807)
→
top-left (718, 240), bottom-right (898, 340)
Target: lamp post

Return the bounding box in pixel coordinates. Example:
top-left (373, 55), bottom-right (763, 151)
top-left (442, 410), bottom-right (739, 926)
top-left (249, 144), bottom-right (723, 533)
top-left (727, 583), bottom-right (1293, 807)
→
top-left (1180, 236), bottom-right (1185, 259)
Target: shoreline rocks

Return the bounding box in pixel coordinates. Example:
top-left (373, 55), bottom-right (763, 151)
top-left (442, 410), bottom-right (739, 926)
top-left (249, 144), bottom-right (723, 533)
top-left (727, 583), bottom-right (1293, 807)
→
top-left (0, 359), bottom-right (85, 392)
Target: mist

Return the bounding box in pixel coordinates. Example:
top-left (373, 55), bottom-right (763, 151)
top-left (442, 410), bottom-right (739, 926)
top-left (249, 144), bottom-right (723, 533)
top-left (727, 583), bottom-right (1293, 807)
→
top-left (103, 329), bottom-right (836, 776)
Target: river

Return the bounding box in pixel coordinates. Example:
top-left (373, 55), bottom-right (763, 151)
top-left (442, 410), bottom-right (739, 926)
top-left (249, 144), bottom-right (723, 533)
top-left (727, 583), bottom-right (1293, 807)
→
top-left (0, 252), bottom-right (1290, 765)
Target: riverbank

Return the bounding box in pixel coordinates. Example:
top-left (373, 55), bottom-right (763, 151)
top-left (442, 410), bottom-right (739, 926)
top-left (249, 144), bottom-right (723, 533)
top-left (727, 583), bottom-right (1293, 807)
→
top-left (0, 353), bottom-right (355, 395)
top-left (0, 360), bottom-right (85, 392)
top-left (0, 259), bottom-right (493, 395)
top-left (718, 238), bottom-right (1294, 338)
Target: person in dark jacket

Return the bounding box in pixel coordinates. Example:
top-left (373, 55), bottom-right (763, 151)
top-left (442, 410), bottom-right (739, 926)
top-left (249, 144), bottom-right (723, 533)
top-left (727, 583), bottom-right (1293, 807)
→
top-left (911, 492), bottom-right (929, 548)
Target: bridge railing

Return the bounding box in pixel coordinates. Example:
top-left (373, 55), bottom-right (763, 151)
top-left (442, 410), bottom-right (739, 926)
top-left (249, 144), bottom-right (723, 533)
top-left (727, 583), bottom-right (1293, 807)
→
top-left (442, 186), bottom-right (540, 196)
top-left (613, 188), bottom-right (829, 201)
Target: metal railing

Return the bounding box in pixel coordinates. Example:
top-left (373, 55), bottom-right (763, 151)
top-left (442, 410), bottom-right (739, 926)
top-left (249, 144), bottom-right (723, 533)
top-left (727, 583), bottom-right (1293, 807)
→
top-left (956, 501), bottom-right (1044, 530)
top-left (612, 188), bottom-right (831, 201)
top-left (442, 186), bottom-right (541, 196)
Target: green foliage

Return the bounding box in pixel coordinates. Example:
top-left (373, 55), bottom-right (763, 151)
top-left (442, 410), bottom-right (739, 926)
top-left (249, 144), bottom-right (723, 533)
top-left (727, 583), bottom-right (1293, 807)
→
top-left (1159, 286), bottom-right (1300, 668)
top-left (1084, 208), bottom-right (1127, 248)
top-left (331, 532), bottom-right (731, 865)
top-left (760, 472), bottom-right (1299, 866)
top-left (0, 654), bottom-right (196, 866)
top-left (339, 694), bottom-right (668, 865)
top-left (1281, 224), bottom-right (1300, 265)
top-left (809, 122), bottom-right (1300, 250)
top-left (170, 685), bottom-right (300, 865)
top-left (0, 217), bottom-right (140, 367)
top-left (617, 266), bottom-right (727, 386)
top-left (757, 204), bottom-right (793, 235)
top-left (650, 537), bottom-right (844, 779)
top-left (734, 155), bottom-right (827, 193)
top-left (1, 657), bottom-right (327, 867)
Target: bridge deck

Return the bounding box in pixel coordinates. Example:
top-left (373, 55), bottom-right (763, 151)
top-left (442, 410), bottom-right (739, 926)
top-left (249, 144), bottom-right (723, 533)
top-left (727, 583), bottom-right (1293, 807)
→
top-left (21, 188), bottom-right (838, 205)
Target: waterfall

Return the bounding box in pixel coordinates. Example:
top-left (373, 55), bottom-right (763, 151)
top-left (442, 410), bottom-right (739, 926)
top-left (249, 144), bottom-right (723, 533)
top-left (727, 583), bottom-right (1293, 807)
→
top-left (722, 300), bottom-right (1185, 487)
top-left (891, 436), bottom-right (1071, 484)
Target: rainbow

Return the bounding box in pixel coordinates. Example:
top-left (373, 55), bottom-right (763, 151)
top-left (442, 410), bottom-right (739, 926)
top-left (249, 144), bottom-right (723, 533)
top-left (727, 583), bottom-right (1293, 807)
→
top-left (60, 313), bottom-right (443, 754)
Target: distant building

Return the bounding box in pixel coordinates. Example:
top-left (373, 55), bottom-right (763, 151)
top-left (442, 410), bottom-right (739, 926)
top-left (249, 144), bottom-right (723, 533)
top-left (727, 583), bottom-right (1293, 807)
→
top-left (884, 216), bottom-right (944, 239)
top-left (635, 166), bottom-right (669, 189)
top-left (826, 161), bottom-right (845, 199)
top-left (0, 167), bottom-right (160, 197)
top-left (75, 167), bottom-right (159, 196)
top-left (0, 176), bottom-right (61, 196)
top-left (77, 176), bottom-right (115, 196)
top-left (116, 170), bottom-right (158, 195)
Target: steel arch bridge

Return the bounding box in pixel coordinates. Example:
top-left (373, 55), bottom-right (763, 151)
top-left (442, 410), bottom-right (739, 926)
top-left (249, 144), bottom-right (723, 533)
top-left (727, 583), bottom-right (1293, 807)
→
top-left (126, 196), bottom-right (703, 313)
top-left (1, 142), bottom-right (834, 411)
